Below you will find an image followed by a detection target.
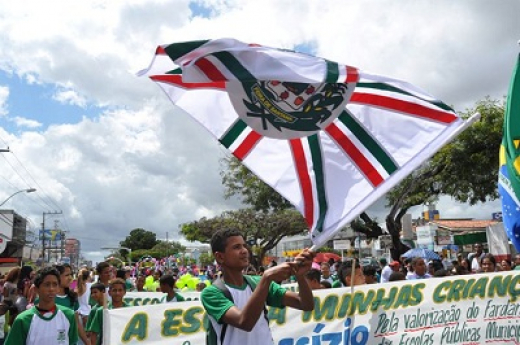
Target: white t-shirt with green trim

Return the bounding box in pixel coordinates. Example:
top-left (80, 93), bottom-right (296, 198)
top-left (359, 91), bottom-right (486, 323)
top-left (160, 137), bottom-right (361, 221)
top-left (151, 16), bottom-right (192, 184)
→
top-left (201, 275), bottom-right (286, 345)
top-left (5, 305), bottom-right (78, 345)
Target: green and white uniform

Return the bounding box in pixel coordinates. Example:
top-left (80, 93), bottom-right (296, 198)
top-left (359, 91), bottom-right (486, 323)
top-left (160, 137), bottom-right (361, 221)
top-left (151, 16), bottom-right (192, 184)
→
top-left (4, 305), bottom-right (78, 345)
top-left (165, 292), bottom-right (185, 302)
top-left (89, 302), bottom-right (129, 345)
top-left (201, 275), bottom-right (286, 345)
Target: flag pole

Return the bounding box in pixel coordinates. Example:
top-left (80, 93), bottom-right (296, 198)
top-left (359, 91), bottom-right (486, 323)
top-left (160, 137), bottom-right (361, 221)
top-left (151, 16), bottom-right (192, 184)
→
top-left (307, 112), bottom-right (481, 253)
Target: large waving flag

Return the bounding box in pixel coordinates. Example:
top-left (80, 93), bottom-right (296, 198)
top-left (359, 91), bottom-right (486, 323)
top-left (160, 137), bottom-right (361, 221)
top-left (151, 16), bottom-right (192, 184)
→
top-left (499, 53), bottom-right (520, 251)
top-left (139, 38), bottom-right (474, 248)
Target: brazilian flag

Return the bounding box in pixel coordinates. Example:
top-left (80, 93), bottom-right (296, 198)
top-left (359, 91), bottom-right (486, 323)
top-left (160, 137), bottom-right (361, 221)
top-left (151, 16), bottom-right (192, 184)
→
top-left (499, 53), bottom-right (520, 251)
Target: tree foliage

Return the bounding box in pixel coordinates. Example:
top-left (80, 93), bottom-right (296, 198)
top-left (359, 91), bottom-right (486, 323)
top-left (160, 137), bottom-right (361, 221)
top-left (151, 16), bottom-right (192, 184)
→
top-left (181, 208), bottom-right (307, 264)
top-left (221, 156), bottom-right (292, 212)
top-left (219, 98), bottom-right (504, 260)
top-left (120, 228), bottom-right (160, 251)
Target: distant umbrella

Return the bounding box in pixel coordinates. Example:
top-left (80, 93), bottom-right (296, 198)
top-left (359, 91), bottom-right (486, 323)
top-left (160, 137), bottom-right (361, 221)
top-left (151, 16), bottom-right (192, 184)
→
top-left (401, 248), bottom-right (440, 261)
top-left (313, 252), bottom-right (341, 263)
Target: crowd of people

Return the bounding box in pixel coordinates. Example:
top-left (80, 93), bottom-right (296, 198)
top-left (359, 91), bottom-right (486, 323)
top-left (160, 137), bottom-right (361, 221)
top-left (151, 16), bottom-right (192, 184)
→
top-left (0, 241), bottom-right (515, 344)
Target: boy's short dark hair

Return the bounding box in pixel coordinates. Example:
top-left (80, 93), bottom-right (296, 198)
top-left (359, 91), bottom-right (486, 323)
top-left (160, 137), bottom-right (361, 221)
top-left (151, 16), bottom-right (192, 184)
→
top-left (210, 228), bottom-right (244, 253)
top-left (90, 282), bottom-right (106, 293)
top-left (34, 267), bottom-right (60, 288)
top-left (305, 269), bottom-right (321, 282)
top-left (363, 265), bottom-right (377, 277)
top-left (337, 259), bottom-right (361, 285)
top-left (159, 274), bottom-right (175, 288)
top-left (96, 261), bottom-right (110, 274)
top-left (109, 278), bottom-right (126, 290)
top-left (389, 271), bottom-right (406, 281)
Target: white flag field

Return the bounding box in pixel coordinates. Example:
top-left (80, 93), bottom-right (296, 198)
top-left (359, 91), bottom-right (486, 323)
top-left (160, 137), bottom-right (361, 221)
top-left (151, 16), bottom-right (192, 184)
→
top-left (139, 38), bottom-right (478, 248)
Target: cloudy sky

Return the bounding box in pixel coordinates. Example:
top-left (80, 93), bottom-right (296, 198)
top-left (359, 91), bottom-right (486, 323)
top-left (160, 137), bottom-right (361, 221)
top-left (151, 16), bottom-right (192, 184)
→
top-left (0, 0), bottom-right (518, 264)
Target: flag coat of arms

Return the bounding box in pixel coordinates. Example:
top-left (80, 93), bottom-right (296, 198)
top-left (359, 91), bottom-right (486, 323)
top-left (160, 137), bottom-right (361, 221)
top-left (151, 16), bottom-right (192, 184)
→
top-left (499, 53), bottom-right (520, 251)
top-left (140, 38), bottom-right (471, 248)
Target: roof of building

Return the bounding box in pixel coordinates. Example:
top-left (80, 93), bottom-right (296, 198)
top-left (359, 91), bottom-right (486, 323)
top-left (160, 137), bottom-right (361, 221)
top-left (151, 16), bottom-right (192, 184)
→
top-left (432, 219), bottom-right (499, 232)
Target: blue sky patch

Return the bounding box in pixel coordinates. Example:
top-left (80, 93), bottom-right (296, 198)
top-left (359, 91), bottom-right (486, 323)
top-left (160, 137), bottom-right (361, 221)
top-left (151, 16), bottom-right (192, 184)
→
top-left (0, 70), bottom-right (102, 132)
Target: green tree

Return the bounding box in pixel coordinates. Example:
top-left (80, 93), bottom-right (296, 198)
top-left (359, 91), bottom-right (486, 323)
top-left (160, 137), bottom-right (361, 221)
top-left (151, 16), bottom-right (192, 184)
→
top-left (120, 228), bottom-right (159, 251)
top-left (181, 208), bottom-right (307, 265)
top-left (152, 240), bottom-right (186, 256)
top-left (220, 98), bottom-right (504, 260)
top-left (199, 252), bottom-right (214, 267)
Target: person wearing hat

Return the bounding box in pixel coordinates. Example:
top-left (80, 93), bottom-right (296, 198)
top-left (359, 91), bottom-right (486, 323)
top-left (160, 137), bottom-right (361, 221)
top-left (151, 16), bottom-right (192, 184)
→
top-left (380, 258), bottom-right (400, 283)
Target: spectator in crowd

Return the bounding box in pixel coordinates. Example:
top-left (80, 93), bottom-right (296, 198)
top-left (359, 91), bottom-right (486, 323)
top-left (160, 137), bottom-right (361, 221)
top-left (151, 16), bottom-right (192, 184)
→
top-left (381, 261), bottom-right (400, 283)
top-left (407, 258), bottom-right (432, 280)
top-left (2, 268), bottom-right (19, 306)
top-left (514, 254), bottom-right (520, 270)
top-left (404, 258), bottom-right (414, 279)
top-left (304, 269), bottom-right (323, 290)
top-left (363, 266), bottom-right (378, 284)
top-left (433, 269), bottom-right (450, 277)
top-left (320, 281), bottom-right (332, 289)
top-left (76, 268), bottom-right (92, 339)
top-left (379, 258), bottom-right (391, 283)
top-left (5, 267), bottom-right (78, 345)
top-left (89, 278), bottom-right (129, 345)
top-left (85, 282), bottom-right (105, 342)
top-left (468, 243), bottom-right (486, 273)
top-left (337, 260), bottom-right (365, 287)
top-left (460, 258), bottom-right (471, 273)
top-left (389, 271), bottom-right (406, 282)
top-left (134, 275), bottom-right (146, 292)
top-left (196, 282), bottom-right (207, 292)
top-left (481, 254), bottom-right (497, 273)
top-left (501, 259), bottom-right (512, 271)
top-left (320, 263), bottom-right (334, 285)
top-left (159, 275), bottom-right (185, 302)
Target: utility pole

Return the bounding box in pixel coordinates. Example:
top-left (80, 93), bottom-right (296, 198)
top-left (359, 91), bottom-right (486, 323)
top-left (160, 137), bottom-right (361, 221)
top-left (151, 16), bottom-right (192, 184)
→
top-left (41, 211), bottom-right (62, 265)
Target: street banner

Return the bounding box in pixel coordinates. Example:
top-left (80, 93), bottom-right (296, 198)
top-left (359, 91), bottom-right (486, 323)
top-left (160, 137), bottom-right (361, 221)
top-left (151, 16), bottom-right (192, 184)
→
top-left (105, 271), bottom-right (520, 344)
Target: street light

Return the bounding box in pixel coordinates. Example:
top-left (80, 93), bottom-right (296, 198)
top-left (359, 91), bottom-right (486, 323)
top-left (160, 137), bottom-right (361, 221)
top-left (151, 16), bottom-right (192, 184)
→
top-left (0, 188), bottom-right (37, 207)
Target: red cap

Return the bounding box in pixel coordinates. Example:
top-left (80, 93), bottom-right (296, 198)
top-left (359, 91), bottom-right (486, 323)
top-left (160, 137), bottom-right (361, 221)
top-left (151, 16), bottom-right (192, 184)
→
top-left (389, 261), bottom-right (400, 267)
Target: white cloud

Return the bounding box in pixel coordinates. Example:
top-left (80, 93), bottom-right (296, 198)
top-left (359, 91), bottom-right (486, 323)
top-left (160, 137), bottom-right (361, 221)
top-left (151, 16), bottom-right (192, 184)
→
top-left (0, 86), bottom-right (9, 117)
top-left (0, 0), bottom-right (517, 261)
top-left (52, 90), bottom-right (87, 108)
top-left (10, 116), bottom-right (42, 128)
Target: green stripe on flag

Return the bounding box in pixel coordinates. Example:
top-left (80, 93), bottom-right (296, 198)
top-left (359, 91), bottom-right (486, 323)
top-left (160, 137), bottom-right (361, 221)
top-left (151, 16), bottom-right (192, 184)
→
top-left (219, 119), bottom-right (248, 148)
top-left (504, 53), bottom-right (520, 196)
top-left (357, 82), bottom-right (454, 112)
top-left (307, 135), bottom-right (327, 233)
top-left (166, 68), bottom-right (182, 75)
top-left (164, 40), bottom-right (209, 61)
top-left (338, 111), bottom-right (398, 175)
top-left (325, 60), bottom-right (339, 83)
top-left (212, 51), bottom-right (256, 81)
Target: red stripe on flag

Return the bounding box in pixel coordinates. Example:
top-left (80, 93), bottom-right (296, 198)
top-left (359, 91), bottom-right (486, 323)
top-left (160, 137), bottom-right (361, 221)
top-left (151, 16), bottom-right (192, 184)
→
top-left (156, 46), bottom-right (167, 55)
top-left (150, 75), bottom-right (226, 90)
top-left (351, 92), bottom-right (457, 124)
top-left (346, 66), bottom-right (359, 83)
top-left (194, 58), bottom-right (228, 82)
top-left (233, 131), bottom-right (262, 160)
top-left (326, 123), bottom-right (384, 187)
top-left (290, 139), bottom-right (314, 228)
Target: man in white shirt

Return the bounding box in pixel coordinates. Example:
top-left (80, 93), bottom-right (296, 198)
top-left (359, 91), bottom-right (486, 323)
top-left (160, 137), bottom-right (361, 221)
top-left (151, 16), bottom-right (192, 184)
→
top-left (380, 259), bottom-right (400, 283)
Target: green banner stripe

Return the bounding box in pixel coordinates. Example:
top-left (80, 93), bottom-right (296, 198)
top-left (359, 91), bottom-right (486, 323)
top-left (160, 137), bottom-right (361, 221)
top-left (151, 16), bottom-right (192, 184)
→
top-left (338, 111), bottom-right (398, 175)
top-left (357, 82), bottom-right (454, 112)
top-left (212, 51), bottom-right (256, 81)
top-left (164, 40), bottom-right (209, 61)
top-left (325, 60), bottom-right (340, 83)
top-left (307, 135), bottom-right (327, 233)
top-left (219, 119), bottom-right (248, 148)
